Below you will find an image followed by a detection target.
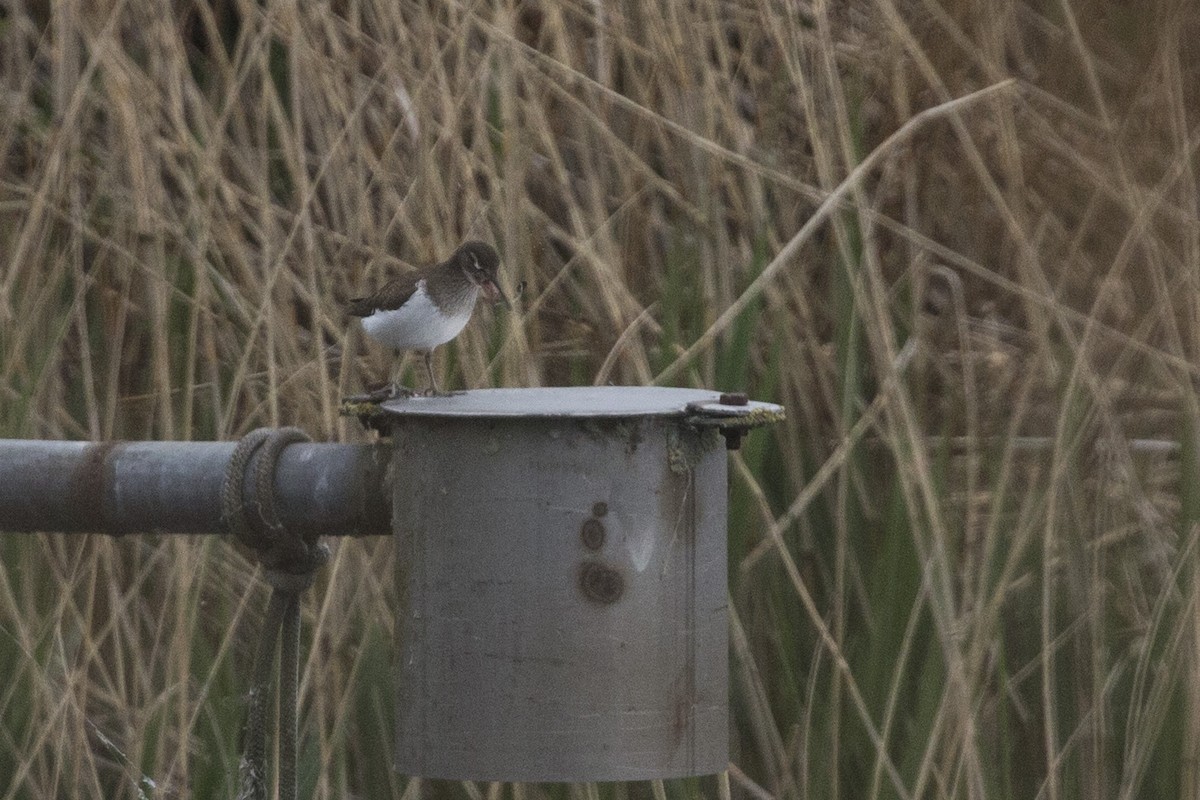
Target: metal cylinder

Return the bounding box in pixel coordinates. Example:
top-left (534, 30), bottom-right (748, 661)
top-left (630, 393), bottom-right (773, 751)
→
top-left (0, 440), bottom-right (391, 538)
top-left (384, 388), bottom-right (741, 782)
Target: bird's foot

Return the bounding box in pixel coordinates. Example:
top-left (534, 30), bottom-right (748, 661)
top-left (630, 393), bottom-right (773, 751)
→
top-left (419, 386), bottom-right (465, 398)
top-left (386, 383), bottom-right (419, 400)
top-left (345, 383), bottom-right (418, 404)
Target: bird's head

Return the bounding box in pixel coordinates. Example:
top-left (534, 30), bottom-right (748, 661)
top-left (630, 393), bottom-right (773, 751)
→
top-left (454, 241), bottom-right (509, 308)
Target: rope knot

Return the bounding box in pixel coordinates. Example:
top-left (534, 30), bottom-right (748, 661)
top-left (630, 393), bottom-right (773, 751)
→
top-left (222, 427), bottom-right (326, 800)
top-left (265, 543), bottom-right (331, 593)
top-left (221, 427), bottom-right (324, 577)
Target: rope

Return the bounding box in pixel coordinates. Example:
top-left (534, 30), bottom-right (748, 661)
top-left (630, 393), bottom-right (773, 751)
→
top-left (222, 427), bottom-right (329, 800)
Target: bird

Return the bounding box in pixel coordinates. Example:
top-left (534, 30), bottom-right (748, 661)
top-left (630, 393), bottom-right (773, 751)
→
top-left (348, 241), bottom-right (509, 396)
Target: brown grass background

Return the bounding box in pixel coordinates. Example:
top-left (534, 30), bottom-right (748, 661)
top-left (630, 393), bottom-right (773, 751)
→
top-left (3, 0), bottom-right (1200, 798)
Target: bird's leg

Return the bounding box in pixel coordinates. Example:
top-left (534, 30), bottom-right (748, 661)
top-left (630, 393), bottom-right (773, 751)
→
top-left (391, 351), bottom-right (402, 393)
top-left (423, 350), bottom-right (441, 396)
top-left (386, 351), bottom-right (415, 399)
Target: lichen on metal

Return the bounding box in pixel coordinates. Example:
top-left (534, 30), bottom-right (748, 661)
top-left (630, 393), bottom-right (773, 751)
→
top-left (338, 397), bottom-right (392, 432)
top-left (667, 425), bottom-right (722, 474)
top-left (684, 399), bottom-right (788, 429)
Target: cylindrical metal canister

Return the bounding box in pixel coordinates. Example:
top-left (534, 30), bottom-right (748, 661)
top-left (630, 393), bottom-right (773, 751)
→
top-left (384, 388), bottom-right (753, 782)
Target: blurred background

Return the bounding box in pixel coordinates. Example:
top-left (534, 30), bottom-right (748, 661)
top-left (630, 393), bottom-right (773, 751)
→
top-left (2, 0), bottom-right (1199, 797)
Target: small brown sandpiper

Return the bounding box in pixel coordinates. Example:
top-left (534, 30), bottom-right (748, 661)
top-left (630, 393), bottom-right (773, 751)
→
top-left (348, 241), bottom-right (509, 395)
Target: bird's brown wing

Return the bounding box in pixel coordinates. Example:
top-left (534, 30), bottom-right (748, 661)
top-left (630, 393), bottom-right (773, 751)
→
top-left (347, 273), bottom-right (421, 316)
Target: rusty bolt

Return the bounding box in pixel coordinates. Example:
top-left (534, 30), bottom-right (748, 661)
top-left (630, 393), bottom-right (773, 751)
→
top-left (718, 392), bottom-right (749, 406)
top-left (579, 561), bottom-right (624, 604)
top-left (580, 518), bottom-right (606, 550)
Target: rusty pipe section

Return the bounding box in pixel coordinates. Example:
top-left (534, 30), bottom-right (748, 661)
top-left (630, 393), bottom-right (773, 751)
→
top-left (0, 440), bottom-right (391, 538)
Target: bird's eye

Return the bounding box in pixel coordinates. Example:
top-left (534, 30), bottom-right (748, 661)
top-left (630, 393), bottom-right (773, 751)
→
top-left (470, 253), bottom-right (482, 271)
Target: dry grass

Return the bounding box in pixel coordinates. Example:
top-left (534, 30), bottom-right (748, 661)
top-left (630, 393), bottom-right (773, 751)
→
top-left (2, 0), bottom-right (1200, 797)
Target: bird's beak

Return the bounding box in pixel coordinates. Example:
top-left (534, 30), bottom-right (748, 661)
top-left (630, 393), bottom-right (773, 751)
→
top-left (483, 279), bottom-right (511, 309)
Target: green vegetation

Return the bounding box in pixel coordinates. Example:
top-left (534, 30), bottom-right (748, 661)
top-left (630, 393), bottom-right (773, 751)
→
top-left (1, 1), bottom-right (1197, 797)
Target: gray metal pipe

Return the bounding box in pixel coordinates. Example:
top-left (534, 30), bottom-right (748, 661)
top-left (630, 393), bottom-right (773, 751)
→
top-left (0, 440), bottom-right (391, 538)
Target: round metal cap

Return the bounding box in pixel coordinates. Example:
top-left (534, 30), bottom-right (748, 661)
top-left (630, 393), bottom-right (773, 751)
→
top-left (379, 386), bottom-right (783, 422)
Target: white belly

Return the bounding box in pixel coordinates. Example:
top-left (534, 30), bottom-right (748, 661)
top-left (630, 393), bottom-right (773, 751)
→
top-left (360, 283), bottom-right (476, 350)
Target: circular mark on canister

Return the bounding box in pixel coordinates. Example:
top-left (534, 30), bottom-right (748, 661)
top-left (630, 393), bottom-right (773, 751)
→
top-left (579, 561), bottom-right (624, 604)
top-left (580, 518), bottom-right (606, 550)
top-left (592, 501), bottom-right (608, 518)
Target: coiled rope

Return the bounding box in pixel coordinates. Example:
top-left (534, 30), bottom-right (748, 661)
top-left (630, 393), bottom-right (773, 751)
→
top-left (221, 427), bottom-right (329, 800)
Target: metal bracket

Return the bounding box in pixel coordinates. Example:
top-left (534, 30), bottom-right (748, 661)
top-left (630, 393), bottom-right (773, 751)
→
top-left (684, 392), bottom-right (787, 450)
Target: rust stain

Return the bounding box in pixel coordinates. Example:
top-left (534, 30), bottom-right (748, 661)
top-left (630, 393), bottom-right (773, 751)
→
top-left (577, 560), bottom-right (624, 604)
top-left (71, 441), bottom-right (122, 535)
top-left (580, 518), bottom-right (606, 551)
top-left (671, 665), bottom-right (697, 750)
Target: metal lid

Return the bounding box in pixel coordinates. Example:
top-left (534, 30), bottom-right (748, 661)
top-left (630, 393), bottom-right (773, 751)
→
top-left (378, 386), bottom-right (783, 423)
